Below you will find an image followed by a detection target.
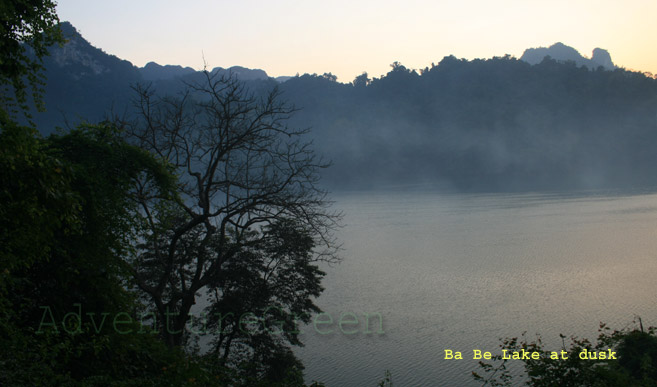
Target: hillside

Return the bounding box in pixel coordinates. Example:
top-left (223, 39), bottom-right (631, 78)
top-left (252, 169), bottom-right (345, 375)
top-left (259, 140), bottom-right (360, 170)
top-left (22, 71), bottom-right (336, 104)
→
top-left (32, 23), bottom-right (657, 192)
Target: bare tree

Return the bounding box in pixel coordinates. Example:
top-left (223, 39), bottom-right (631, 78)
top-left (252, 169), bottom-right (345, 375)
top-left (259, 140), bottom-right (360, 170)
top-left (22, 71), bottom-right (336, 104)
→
top-left (121, 71), bottom-right (340, 369)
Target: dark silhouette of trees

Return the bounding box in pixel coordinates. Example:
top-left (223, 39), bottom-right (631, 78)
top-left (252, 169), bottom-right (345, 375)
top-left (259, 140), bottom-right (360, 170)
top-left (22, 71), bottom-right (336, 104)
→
top-left (1, 3), bottom-right (337, 385)
top-left (321, 72), bottom-right (337, 82)
top-left (352, 72), bottom-right (370, 88)
top-left (123, 71), bottom-right (340, 377)
top-left (473, 322), bottom-right (657, 386)
top-left (278, 55), bottom-right (657, 190)
top-left (1, 3), bottom-right (208, 384)
top-left (0, 0), bottom-right (63, 123)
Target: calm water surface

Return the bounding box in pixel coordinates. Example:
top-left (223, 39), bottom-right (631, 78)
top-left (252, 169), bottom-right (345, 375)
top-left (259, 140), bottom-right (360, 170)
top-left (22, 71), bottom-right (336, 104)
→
top-left (295, 189), bottom-right (657, 386)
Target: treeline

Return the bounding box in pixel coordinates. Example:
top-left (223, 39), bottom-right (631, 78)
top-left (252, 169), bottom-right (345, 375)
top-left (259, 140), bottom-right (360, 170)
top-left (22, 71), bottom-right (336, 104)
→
top-left (280, 57), bottom-right (657, 190)
top-left (33, 33), bottom-right (657, 191)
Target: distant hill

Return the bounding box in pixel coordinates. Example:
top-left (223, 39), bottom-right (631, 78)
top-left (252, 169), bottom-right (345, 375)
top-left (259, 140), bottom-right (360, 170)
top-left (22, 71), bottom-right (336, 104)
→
top-left (139, 63), bottom-right (273, 82)
top-left (31, 22), bottom-right (282, 132)
top-left (139, 62), bottom-right (196, 81)
top-left (34, 21), bottom-right (141, 131)
top-left (30, 23), bottom-right (657, 192)
top-left (520, 42), bottom-right (616, 70)
top-left (211, 66), bottom-right (269, 81)
top-left (280, 58), bottom-right (657, 190)
top-left (274, 76), bottom-right (293, 83)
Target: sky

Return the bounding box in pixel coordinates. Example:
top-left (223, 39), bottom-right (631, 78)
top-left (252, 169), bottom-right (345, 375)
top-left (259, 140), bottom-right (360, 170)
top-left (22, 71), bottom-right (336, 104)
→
top-left (56, 0), bottom-right (657, 82)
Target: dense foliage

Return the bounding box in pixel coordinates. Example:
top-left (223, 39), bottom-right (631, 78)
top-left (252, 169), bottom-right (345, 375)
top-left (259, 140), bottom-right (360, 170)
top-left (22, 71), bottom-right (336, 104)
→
top-left (0, 0), bottom-right (63, 122)
top-left (1, 110), bottom-right (325, 386)
top-left (0, 122), bottom-right (212, 386)
top-left (473, 322), bottom-right (657, 386)
top-left (0, 3), bottom-right (335, 385)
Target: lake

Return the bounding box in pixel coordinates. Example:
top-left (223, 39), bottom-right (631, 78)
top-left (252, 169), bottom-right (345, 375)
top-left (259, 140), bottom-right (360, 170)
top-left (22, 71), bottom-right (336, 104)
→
top-left (294, 188), bottom-right (657, 386)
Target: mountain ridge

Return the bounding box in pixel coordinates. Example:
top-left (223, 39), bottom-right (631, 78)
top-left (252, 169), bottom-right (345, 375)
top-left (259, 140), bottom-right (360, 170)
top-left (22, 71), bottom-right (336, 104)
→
top-left (54, 22), bottom-right (623, 85)
top-left (55, 22), bottom-right (280, 82)
top-left (29, 22), bottom-right (657, 192)
top-left (520, 42), bottom-right (616, 70)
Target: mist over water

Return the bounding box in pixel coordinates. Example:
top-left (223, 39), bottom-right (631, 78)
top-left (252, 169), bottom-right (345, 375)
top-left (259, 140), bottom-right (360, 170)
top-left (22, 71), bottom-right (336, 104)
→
top-left (295, 189), bottom-right (657, 386)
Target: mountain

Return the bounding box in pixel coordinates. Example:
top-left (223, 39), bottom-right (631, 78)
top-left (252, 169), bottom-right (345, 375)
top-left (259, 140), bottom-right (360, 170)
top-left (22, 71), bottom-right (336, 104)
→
top-left (30, 23), bottom-right (657, 192)
top-left (31, 22), bottom-right (285, 132)
top-left (591, 48), bottom-right (614, 69)
top-left (49, 22), bottom-right (140, 78)
top-left (520, 42), bottom-right (616, 70)
top-left (141, 64), bottom-right (272, 82)
top-left (34, 21), bottom-right (141, 131)
top-left (139, 62), bottom-right (196, 81)
top-left (278, 57), bottom-right (656, 191)
top-left (274, 76), bottom-right (293, 83)
top-left (211, 66), bottom-right (269, 81)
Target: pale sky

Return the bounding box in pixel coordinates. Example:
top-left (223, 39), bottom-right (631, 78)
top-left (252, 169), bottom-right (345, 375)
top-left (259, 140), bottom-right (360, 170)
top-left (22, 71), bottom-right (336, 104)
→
top-left (56, 0), bottom-right (657, 82)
